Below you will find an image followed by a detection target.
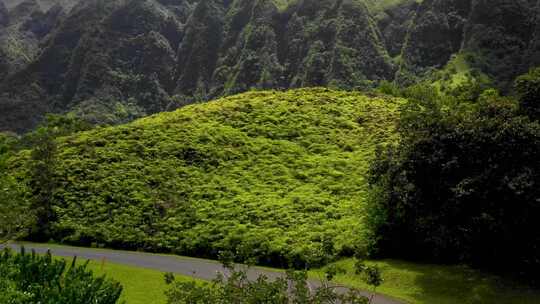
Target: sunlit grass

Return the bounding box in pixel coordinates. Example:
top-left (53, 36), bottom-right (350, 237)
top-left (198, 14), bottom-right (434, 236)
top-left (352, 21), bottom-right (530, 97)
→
top-left (311, 258), bottom-right (540, 304)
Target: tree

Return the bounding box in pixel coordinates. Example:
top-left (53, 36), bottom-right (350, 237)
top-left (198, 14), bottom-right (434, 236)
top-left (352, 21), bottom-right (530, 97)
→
top-left (27, 126), bottom-right (58, 241)
top-left (515, 67), bottom-right (540, 121)
top-left (0, 175), bottom-right (33, 244)
top-left (354, 261), bottom-right (382, 304)
top-left (366, 86), bottom-right (540, 278)
top-left (22, 114), bottom-right (91, 241)
top-left (0, 133), bottom-right (33, 244)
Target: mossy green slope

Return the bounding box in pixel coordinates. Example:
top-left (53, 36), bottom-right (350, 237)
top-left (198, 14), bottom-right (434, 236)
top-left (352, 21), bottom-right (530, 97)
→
top-left (33, 88), bottom-right (402, 265)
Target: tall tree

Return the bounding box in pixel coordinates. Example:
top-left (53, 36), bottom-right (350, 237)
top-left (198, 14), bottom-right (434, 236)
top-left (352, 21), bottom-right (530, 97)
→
top-left (27, 127), bottom-right (58, 241)
top-left (515, 67), bottom-right (540, 121)
top-left (0, 133), bottom-right (33, 244)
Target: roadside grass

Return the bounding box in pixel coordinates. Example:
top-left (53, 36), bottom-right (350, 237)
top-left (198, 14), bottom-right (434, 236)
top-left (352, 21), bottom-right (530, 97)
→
top-left (86, 260), bottom-right (174, 304)
top-left (311, 258), bottom-right (540, 304)
top-left (15, 243), bottom-right (540, 304)
top-left (15, 242), bottom-right (201, 304)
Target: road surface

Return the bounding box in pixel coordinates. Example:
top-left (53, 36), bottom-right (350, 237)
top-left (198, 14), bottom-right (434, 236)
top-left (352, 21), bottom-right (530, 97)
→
top-left (1, 242), bottom-right (404, 304)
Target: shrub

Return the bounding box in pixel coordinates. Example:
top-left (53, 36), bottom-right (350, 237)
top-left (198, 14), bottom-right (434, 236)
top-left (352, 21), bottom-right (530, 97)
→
top-left (164, 262), bottom-right (369, 304)
top-left (0, 248), bottom-right (123, 304)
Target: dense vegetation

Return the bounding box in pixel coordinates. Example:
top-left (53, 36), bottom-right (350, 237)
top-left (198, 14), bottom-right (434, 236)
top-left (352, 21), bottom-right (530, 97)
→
top-left (0, 248), bottom-right (122, 304)
top-left (2, 0), bottom-right (540, 132)
top-left (366, 72), bottom-right (540, 278)
top-left (6, 88), bottom-right (402, 267)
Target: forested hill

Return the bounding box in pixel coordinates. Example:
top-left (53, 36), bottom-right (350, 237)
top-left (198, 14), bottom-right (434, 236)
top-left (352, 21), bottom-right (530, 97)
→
top-left (1, 0), bottom-right (539, 133)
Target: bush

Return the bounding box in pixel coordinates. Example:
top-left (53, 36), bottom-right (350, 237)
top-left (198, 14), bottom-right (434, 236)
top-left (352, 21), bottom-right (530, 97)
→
top-left (0, 248), bottom-right (123, 304)
top-left (164, 262), bottom-right (369, 304)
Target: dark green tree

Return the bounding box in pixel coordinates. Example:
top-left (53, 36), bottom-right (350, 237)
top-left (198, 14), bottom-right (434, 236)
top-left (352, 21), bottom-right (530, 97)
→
top-left (515, 67), bottom-right (540, 121)
top-left (0, 133), bottom-right (33, 244)
top-left (27, 126), bottom-right (58, 241)
top-left (366, 88), bottom-right (540, 278)
top-left (23, 114), bottom-right (91, 240)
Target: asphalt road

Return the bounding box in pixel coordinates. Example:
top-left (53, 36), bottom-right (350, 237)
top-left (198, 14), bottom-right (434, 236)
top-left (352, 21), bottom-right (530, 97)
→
top-left (1, 243), bottom-right (404, 304)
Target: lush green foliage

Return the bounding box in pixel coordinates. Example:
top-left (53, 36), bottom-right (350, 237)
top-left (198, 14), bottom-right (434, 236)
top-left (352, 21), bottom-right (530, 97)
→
top-left (0, 133), bottom-right (31, 243)
top-left (0, 248), bottom-right (122, 304)
top-left (8, 88), bottom-right (402, 267)
top-left (366, 86), bottom-right (540, 277)
top-left (0, 114), bottom-right (93, 242)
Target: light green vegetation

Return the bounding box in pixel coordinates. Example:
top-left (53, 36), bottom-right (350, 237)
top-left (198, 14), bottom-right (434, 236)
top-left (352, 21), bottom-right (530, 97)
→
top-left (432, 53), bottom-right (491, 92)
top-left (271, 0), bottom-right (420, 13)
top-left (363, 0), bottom-right (422, 14)
top-left (272, 0), bottom-right (295, 11)
top-left (311, 259), bottom-right (540, 304)
top-left (432, 54), bottom-right (471, 89)
top-left (10, 88), bottom-right (403, 266)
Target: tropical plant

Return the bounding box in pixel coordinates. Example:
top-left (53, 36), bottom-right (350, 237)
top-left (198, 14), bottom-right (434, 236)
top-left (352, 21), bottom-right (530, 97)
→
top-left (0, 248), bottom-right (123, 304)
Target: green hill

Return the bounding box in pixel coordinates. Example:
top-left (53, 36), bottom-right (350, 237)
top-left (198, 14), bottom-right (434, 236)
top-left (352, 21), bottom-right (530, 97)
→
top-left (12, 88), bottom-right (402, 266)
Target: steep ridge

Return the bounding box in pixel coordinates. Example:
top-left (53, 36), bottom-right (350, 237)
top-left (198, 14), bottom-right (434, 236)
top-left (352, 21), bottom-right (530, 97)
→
top-left (0, 0), bottom-right (393, 132)
top-left (463, 0), bottom-right (537, 88)
top-left (0, 1), bottom-right (8, 27)
top-left (529, 0), bottom-right (540, 67)
top-left (0, 0), bottom-right (193, 132)
top-left (1, 0), bottom-right (540, 133)
top-left (398, 0), bottom-right (471, 82)
top-left (0, 0), bottom-right (66, 81)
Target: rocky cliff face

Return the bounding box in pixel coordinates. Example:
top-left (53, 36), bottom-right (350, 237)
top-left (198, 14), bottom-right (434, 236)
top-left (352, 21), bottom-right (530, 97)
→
top-left (0, 0), bottom-right (67, 81)
top-left (1, 0), bottom-right (540, 133)
top-left (399, 0), bottom-right (471, 82)
top-left (0, 1), bottom-right (8, 27)
top-left (529, 0), bottom-right (540, 67)
top-left (463, 0), bottom-right (537, 87)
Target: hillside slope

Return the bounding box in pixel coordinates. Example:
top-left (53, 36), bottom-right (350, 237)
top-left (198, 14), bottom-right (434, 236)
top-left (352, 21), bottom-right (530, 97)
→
top-left (11, 88), bottom-right (402, 266)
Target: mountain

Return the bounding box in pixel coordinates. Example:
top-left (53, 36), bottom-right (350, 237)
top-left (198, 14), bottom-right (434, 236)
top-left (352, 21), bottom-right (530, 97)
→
top-left (7, 88), bottom-right (402, 265)
top-left (1, 0), bottom-right (539, 133)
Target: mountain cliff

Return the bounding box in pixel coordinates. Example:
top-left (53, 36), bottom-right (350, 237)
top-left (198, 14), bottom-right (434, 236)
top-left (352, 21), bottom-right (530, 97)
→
top-left (1, 0), bottom-right (539, 132)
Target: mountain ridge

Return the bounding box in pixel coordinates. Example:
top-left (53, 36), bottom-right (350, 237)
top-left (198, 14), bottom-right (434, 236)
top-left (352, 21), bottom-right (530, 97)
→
top-left (1, 0), bottom-right (539, 133)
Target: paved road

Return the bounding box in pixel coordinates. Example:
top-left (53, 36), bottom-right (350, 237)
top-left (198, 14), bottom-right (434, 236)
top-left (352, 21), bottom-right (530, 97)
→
top-left (2, 243), bottom-right (404, 304)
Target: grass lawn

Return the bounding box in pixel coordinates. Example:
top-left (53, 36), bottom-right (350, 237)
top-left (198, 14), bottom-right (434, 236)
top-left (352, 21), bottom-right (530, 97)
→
top-left (83, 259), bottom-right (199, 304)
top-left (311, 258), bottom-right (540, 304)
